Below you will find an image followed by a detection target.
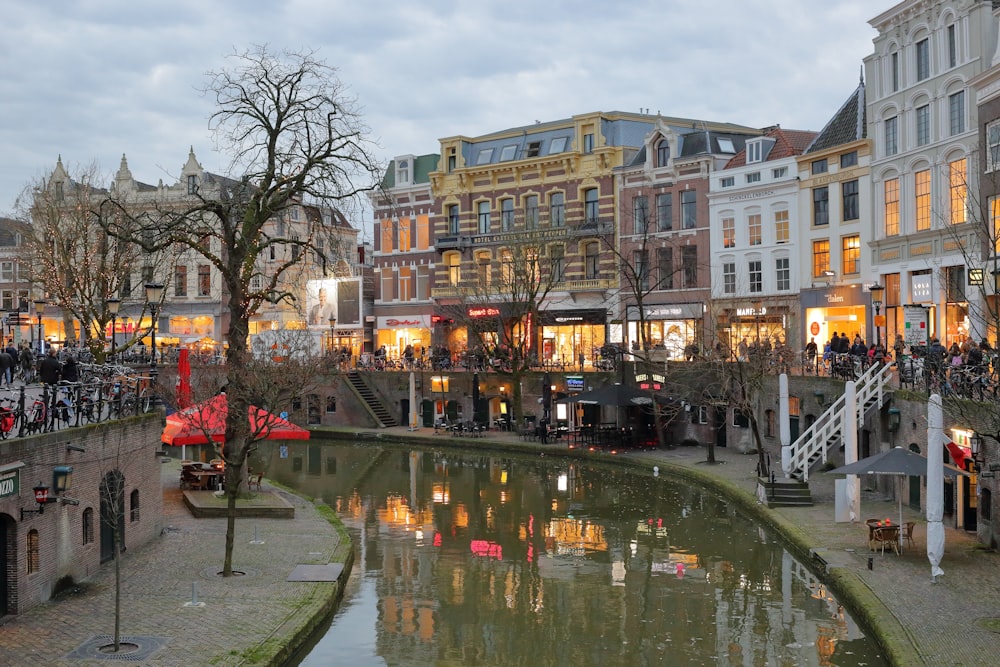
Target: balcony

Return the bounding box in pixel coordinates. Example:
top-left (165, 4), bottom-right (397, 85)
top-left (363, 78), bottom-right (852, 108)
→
top-left (554, 278), bottom-right (615, 292)
top-left (435, 236), bottom-right (466, 251)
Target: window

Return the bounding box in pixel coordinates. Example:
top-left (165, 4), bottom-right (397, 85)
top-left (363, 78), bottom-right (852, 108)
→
top-left (891, 51), bottom-right (899, 91)
top-left (525, 141), bottom-right (541, 158)
top-left (476, 251), bottom-right (491, 286)
top-left (722, 262), bottom-right (736, 295)
top-left (949, 92), bottom-right (965, 135)
top-left (326, 395), bottom-right (337, 413)
top-left (681, 246), bottom-right (697, 288)
top-left (549, 137), bottom-right (567, 154)
top-left (717, 138), bottom-right (735, 153)
top-left (142, 265), bottom-right (154, 284)
top-left (658, 247), bottom-right (673, 289)
top-left (476, 148), bottom-right (493, 165)
top-left (811, 159), bottom-right (828, 175)
top-left (988, 120), bottom-right (1000, 172)
top-left (916, 38), bottom-right (929, 81)
top-left (397, 159), bottom-right (409, 183)
top-left (550, 245), bottom-right (565, 282)
top-left (842, 235), bottom-right (860, 275)
top-left (681, 190), bottom-right (696, 229)
top-left (772, 166), bottom-right (787, 178)
top-left (656, 140), bottom-right (670, 166)
top-left (187, 175), bottom-right (197, 194)
top-left (748, 260), bottom-right (762, 293)
top-left (885, 117), bottom-right (898, 156)
top-left (776, 257), bottom-right (790, 291)
top-left (584, 188), bottom-right (599, 224)
top-left (27, 529), bottom-right (39, 574)
top-left (448, 204), bottom-right (460, 235)
top-left (722, 216), bottom-right (735, 248)
top-left (950, 158), bottom-right (967, 224)
top-left (524, 195), bottom-right (539, 229)
top-left (634, 250), bottom-right (649, 291)
top-left (720, 176), bottom-right (734, 188)
top-left (1, 290), bottom-right (11, 311)
top-left (747, 140), bottom-right (763, 163)
top-left (83, 507), bottom-right (94, 544)
top-left (840, 151), bottom-right (857, 168)
top-left (812, 239), bottom-right (830, 277)
top-left (174, 265), bottom-right (187, 297)
top-left (130, 489), bottom-right (140, 522)
top-left (993, 197), bottom-right (1000, 254)
top-left (774, 210), bottom-right (789, 243)
top-left (584, 242), bottom-right (599, 279)
top-left (501, 199), bottom-right (514, 231)
top-left (633, 195), bottom-right (648, 235)
top-left (813, 187), bottom-right (829, 226)
top-left (250, 275), bottom-right (262, 292)
top-left (746, 172), bottom-right (761, 184)
top-left (748, 214), bottom-right (762, 246)
top-left (946, 265), bottom-right (966, 302)
top-left (842, 180), bottom-right (859, 221)
top-left (583, 133), bottom-right (594, 153)
top-left (884, 177), bottom-right (900, 236)
top-left (120, 275), bottom-right (132, 299)
top-left (499, 145), bottom-right (517, 161)
top-left (477, 201), bottom-right (491, 234)
top-left (916, 105), bottom-right (930, 146)
top-left (500, 249), bottom-right (514, 285)
top-left (198, 265), bottom-right (211, 296)
top-left (948, 24), bottom-right (957, 68)
top-left (915, 169), bottom-right (931, 231)
top-left (0, 261), bottom-right (12, 281)
top-left (445, 252), bottom-right (460, 286)
top-left (550, 192), bottom-right (565, 227)
top-left (656, 193), bottom-right (672, 231)
top-left (447, 152), bottom-right (456, 172)
top-left (765, 409), bottom-right (775, 437)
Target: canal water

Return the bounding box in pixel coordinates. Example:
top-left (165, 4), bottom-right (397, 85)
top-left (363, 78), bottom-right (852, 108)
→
top-left (254, 442), bottom-right (888, 666)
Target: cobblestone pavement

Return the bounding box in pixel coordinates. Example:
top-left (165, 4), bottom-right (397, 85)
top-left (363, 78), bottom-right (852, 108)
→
top-left (0, 462), bottom-right (344, 666)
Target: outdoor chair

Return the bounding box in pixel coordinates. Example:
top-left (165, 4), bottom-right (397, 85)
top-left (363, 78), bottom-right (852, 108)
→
top-left (248, 472), bottom-right (263, 492)
top-left (904, 522), bottom-right (915, 549)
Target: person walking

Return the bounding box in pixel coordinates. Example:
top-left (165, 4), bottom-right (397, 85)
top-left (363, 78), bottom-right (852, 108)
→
top-left (19, 343), bottom-right (35, 383)
top-left (38, 348), bottom-right (62, 386)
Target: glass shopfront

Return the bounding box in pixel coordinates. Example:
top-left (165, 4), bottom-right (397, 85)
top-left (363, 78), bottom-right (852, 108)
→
top-left (538, 309), bottom-right (606, 370)
top-left (801, 285), bottom-right (869, 351)
top-left (375, 314), bottom-right (431, 359)
top-left (626, 303), bottom-right (704, 360)
top-left (722, 306), bottom-right (789, 356)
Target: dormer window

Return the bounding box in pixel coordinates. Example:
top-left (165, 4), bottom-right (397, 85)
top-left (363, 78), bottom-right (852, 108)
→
top-left (525, 142), bottom-right (541, 158)
top-left (548, 137), bottom-right (567, 154)
top-left (717, 138), bottom-right (735, 153)
top-left (656, 140), bottom-right (670, 167)
top-left (499, 145), bottom-right (517, 161)
top-left (187, 175), bottom-right (198, 194)
top-left (476, 148), bottom-right (494, 165)
top-left (747, 140), bottom-right (763, 164)
top-left (397, 159), bottom-right (409, 184)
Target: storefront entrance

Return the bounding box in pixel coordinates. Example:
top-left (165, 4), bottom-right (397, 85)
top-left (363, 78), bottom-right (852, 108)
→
top-left (539, 310), bottom-right (606, 370)
top-left (801, 285), bottom-right (870, 352)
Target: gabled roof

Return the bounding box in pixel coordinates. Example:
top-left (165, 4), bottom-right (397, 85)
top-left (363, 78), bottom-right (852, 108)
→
top-left (806, 77), bottom-right (867, 153)
top-left (724, 127), bottom-right (817, 168)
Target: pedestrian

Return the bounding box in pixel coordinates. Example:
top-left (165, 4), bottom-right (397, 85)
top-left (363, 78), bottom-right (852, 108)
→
top-left (0, 350), bottom-right (12, 387)
top-left (893, 334), bottom-right (905, 361)
top-left (61, 354), bottom-right (79, 383)
top-left (804, 337), bottom-right (818, 373)
top-left (19, 343), bottom-right (34, 382)
top-left (38, 348), bottom-right (62, 386)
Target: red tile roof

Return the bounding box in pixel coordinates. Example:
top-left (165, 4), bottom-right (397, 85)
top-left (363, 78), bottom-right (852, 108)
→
top-left (724, 127), bottom-right (818, 168)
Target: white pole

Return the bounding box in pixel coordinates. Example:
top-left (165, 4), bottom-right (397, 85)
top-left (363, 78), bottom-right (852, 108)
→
top-left (927, 393), bottom-right (945, 581)
top-left (408, 371), bottom-right (418, 431)
top-left (779, 373), bottom-right (790, 478)
top-left (843, 380), bottom-right (860, 522)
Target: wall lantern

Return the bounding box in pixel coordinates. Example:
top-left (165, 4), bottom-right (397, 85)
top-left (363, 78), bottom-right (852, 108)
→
top-left (887, 408), bottom-right (901, 433)
top-left (53, 465), bottom-right (73, 494)
top-left (971, 433), bottom-right (984, 465)
top-left (21, 483), bottom-right (53, 519)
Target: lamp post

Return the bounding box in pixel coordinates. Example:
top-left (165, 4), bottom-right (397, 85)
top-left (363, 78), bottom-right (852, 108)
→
top-left (869, 282), bottom-right (884, 350)
top-left (107, 298), bottom-right (121, 363)
top-left (328, 315), bottom-right (337, 355)
top-left (971, 433), bottom-right (984, 468)
top-left (144, 282), bottom-right (164, 380)
top-left (33, 300), bottom-right (46, 355)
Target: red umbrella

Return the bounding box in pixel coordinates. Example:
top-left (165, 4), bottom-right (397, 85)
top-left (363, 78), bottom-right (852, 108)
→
top-left (175, 348), bottom-right (192, 409)
top-left (161, 394), bottom-right (310, 446)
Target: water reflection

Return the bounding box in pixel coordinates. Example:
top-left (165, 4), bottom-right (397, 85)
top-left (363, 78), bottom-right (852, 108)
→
top-left (255, 442), bottom-right (887, 667)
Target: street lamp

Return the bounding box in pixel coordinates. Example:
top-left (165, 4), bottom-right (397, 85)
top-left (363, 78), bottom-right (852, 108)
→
top-left (869, 282), bottom-right (884, 349)
top-left (33, 300), bottom-right (46, 354)
top-left (328, 315), bottom-right (337, 354)
top-left (107, 298), bottom-right (121, 363)
top-left (971, 433), bottom-right (984, 467)
top-left (144, 282), bottom-right (164, 379)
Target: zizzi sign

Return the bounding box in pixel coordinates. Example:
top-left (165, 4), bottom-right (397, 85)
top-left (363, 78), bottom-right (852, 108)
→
top-left (0, 469), bottom-right (19, 499)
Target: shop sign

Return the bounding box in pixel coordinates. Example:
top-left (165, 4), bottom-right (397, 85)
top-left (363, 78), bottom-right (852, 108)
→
top-left (903, 305), bottom-right (929, 346)
top-left (468, 307), bottom-right (500, 318)
top-left (566, 375), bottom-right (584, 391)
top-left (377, 315), bottom-right (431, 329)
top-left (735, 306), bottom-right (767, 317)
top-left (810, 322), bottom-right (821, 336)
top-left (911, 274), bottom-right (933, 302)
top-left (0, 466), bottom-right (20, 499)
top-left (799, 284), bottom-right (865, 308)
top-left (540, 309), bottom-right (607, 325)
top-left (642, 303), bottom-right (703, 320)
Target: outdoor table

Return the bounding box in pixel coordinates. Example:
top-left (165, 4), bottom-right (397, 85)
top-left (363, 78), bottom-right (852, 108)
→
top-left (189, 469), bottom-right (223, 490)
top-left (868, 521), bottom-right (901, 554)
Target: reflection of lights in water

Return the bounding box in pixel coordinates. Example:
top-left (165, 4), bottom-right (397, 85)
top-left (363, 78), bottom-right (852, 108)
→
top-left (500, 470), bottom-right (508, 485)
top-left (557, 473), bottom-right (568, 492)
top-left (499, 490), bottom-right (508, 504)
top-left (432, 483), bottom-right (449, 504)
top-left (415, 529), bottom-right (424, 542)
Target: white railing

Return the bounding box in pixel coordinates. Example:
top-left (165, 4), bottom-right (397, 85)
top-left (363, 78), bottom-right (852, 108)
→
top-left (787, 362), bottom-right (893, 481)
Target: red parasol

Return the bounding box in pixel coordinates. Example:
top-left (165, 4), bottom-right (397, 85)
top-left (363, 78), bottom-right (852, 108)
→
top-left (161, 393), bottom-right (310, 446)
top-left (176, 348), bottom-right (192, 409)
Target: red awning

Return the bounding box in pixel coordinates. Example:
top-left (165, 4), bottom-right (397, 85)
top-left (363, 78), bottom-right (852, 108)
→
top-left (945, 441), bottom-right (971, 467)
top-left (161, 394), bottom-right (310, 446)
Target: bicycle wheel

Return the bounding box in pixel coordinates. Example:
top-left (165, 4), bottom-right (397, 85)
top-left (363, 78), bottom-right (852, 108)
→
top-left (138, 391), bottom-right (152, 414)
top-left (119, 394), bottom-right (137, 417)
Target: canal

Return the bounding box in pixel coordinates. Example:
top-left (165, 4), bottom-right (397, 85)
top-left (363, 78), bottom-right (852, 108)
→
top-left (254, 441), bottom-right (888, 666)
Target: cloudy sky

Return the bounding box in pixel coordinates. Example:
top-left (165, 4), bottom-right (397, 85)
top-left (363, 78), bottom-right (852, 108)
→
top-left (0, 0), bottom-right (895, 237)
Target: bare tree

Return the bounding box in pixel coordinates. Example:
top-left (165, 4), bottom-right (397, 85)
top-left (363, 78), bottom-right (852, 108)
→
top-left (16, 162), bottom-right (158, 360)
top-left (101, 46), bottom-right (379, 576)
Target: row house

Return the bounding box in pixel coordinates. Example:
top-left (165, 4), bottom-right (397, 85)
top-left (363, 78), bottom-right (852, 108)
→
top-left (708, 127), bottom-right (818, 353)
top-left (864, 0), bottom-right (996, 348)
top-left (369, 154), bottom-right (440, 359)
top-left (0, 217), bottom-right (32, 344)
top-left (618, 120), bottom-right (759, 359)
top-left (36, 150), bottom-right (359, 356)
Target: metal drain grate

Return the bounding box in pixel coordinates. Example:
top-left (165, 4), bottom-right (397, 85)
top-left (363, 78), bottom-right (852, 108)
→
top-left (64, 635), bottom-right (169, 662)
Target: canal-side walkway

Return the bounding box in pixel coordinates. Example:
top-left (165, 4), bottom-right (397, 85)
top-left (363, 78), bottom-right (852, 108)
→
top-left (0, 461), bottom-right (349, 666)
top-left (327, 425), bottom-right (1000, 667)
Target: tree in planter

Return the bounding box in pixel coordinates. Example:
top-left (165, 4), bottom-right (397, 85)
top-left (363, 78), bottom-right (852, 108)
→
top-left (100, 46), bottom-right (379, 576)
top-left (15, 161), bottom-right (166, 361)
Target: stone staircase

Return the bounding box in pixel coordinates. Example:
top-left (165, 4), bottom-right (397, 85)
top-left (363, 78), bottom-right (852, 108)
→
top-left (757, 477), bottom-right (814, 507)
top-left (787, 362), bottom-right (893, 482)
top-left (345, 370), bottom-right (397, 428)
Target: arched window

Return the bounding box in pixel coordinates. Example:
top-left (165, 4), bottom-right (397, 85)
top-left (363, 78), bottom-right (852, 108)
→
top-left (584, 242), bottom-right (600, 280)
top-left (326, 395), bottom-right (337, 413)
top-left (130, 489), bottom-right (140, 522)
top-left (656, 140), bottom-right (670, 167)
top-left (83, 507), bottom-right (94, 544)
top-left (26, 529), bottom-right (40, 573)
top-left (307, 394), bottom-right (321, 425)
